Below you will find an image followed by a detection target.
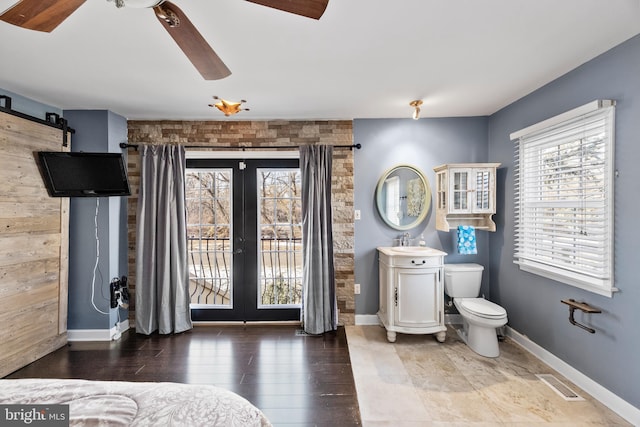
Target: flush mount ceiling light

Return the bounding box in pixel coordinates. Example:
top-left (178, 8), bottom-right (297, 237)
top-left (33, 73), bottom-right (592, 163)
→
top-left (208, 96), bottom-right (250, 116)
top-left (409, 100), bottom-right (423, 120)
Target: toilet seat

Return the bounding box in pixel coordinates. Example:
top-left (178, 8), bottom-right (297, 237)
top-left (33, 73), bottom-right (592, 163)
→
top-left (456, 298), bottom-right (506, 319)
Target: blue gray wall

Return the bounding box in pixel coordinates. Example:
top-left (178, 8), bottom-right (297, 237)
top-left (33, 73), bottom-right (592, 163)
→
top-left (64, 110), bottom-right (129, 331)
top-left (353, 118), bottom-right (491, 315)
top-left (487, 34), bottom-right (640, 408)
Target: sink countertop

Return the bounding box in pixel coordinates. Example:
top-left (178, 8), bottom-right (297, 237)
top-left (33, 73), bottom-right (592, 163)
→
top-left (377, 246), bottom-right (447, 257)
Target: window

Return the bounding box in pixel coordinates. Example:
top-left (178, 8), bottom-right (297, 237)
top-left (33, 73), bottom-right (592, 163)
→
top-left (384, 176), bottom-right (401, 226)
top-left (511, 100), bottom-right (616, 297)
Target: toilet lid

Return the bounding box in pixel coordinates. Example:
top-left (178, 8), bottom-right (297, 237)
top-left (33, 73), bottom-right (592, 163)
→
top-left (458, 298), bottom-right (506, 318)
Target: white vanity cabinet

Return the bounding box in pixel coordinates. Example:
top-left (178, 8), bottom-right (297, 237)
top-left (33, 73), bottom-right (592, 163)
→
top-left (377, 247), bottom-right (447, 343)
top-left (433, 163), bottom-right (500, 232)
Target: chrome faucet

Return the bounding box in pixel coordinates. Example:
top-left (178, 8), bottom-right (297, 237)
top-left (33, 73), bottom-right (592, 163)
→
top-left (401, 232), bottom-right (411, 246)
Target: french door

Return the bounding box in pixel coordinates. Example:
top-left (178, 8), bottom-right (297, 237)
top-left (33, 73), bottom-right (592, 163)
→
top-left (186, 158), bottom-right (302, 321)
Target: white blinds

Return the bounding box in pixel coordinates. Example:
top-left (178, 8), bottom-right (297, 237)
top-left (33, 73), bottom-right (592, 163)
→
top-left (512, 101), bottom-right (615, 297)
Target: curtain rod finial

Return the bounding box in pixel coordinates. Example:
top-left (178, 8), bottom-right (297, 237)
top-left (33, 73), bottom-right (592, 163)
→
top-left (120, 142), bottom-right (139, 151)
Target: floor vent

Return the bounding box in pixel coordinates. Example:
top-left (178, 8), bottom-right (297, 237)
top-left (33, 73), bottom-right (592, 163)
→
top-left (536, 374), bottom-right (584, 401)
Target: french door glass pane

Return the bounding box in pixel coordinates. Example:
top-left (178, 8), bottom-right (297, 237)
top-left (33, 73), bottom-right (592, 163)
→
top-left (257, 168), bottom-right (302, 307)
top-left (186, 169), bottom-right (233, 307)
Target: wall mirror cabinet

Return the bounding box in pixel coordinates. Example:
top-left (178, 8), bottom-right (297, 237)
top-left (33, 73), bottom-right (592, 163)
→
top-left (433, 163), bottom-right (500, 232)
top-left (375, 165), bottom-right (431, 231)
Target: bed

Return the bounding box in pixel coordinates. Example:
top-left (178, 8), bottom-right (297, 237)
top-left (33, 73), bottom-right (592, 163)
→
top-left (0, 378), bottom-right (272, 426)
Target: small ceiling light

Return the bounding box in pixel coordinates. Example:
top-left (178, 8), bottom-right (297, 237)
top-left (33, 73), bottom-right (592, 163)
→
top-left (409, 100), bottom-right (423, 120)
top-left (208, 96), bottom-right (250, 116)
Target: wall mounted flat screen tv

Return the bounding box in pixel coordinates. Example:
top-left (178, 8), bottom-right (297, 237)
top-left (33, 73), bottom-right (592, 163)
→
top-left (37, 152), bottom-right (131, 197)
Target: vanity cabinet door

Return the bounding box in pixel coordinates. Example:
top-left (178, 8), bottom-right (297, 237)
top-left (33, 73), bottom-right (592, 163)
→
top-left (394, 267), bottom-right (441, 328)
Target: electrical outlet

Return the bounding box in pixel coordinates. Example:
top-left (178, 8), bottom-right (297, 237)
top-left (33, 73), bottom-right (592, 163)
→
top-left (354, 283), bottom-right (361, 294)
top-left (354, 209), bottom-right (361, 220)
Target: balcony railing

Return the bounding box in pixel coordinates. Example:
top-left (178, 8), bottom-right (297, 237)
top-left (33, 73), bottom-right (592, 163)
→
top-left (188, 236), bottom-right (302, 307)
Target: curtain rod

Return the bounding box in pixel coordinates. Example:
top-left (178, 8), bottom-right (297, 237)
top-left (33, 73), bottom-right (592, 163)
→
top-left (119, 143), bottom-right (361, 151)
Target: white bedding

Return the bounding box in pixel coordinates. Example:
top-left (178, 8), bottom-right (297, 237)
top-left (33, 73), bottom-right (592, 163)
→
top-left (0, 378), bottom-right (271, 426)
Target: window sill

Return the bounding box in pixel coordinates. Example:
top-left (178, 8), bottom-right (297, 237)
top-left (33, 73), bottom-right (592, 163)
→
top-left (515, 261), bottom-right (617, 298)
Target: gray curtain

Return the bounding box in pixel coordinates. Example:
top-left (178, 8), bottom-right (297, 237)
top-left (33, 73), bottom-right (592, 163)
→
top-left (300, 145), bottom-right (337, 335)
top-left (135, 145), bottom-right (192, 335)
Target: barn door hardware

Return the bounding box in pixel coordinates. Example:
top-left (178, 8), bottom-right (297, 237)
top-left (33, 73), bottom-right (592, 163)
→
top-left (0, 95), bottom-right (11, 109)
top-left (0, 94), bottom-right (74, 145)
top-left (46, 113), bottom-right (69, 146)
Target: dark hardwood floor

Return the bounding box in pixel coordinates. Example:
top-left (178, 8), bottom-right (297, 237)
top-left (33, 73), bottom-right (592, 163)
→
top-left (6, 324), bottom-right (361, 426)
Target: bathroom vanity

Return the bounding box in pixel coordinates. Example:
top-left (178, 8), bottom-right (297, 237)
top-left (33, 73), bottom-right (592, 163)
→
top-left (377, 246), bottom-right (447, 343)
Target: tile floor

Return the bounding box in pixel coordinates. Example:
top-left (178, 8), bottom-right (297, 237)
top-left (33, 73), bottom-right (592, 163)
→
top-left (346, 325), bottom-right (630, 426)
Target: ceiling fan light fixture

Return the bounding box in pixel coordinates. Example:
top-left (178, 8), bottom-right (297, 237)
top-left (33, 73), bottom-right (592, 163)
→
top-left (410, 100), bottom-right (423, 120)
top-left (209, 96), bottom-right (249, 116)
top-left (154, 3), bottom-right (180, 27)
top-left (118, 0), bottom-right (165, 8)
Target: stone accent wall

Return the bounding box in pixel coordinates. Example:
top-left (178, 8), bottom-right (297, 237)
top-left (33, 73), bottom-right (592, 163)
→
top-left (126, 120), bottom-right (355, 326)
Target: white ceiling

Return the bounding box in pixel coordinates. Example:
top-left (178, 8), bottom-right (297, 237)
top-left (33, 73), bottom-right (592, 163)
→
top-left (1, 0), bottom-right (639, 121)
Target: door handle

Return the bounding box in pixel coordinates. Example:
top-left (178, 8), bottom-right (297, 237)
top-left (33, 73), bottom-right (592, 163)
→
top-left (234, 236), bottom-right (245, 253)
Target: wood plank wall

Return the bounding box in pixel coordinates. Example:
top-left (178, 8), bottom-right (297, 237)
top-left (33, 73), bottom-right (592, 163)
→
top-left (0, 111), bottom-right (69, 377)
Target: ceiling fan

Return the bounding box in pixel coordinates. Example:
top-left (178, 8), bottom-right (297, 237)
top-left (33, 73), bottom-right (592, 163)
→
top-left (0, 0), bottom-right (329, 80)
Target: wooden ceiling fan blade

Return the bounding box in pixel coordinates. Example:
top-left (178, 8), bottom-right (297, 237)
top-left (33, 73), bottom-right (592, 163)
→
top-left (154, 1), bottom-right (231, 80)
top-left (0, 0), bottom-right (86, 32)
top-left (246, 0), bottom-right (328, 20)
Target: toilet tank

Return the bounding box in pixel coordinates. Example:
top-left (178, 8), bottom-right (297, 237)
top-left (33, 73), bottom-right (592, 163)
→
top-left (443, 263), bottom-right (484, 298)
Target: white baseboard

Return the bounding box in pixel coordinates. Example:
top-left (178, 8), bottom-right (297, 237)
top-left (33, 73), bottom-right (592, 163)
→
top-left (506, 326), bottom-right (639, 426)
top-left (68, 319), bottom-right (130, 342)
top-left (355, 314), bottom-right (379, 325)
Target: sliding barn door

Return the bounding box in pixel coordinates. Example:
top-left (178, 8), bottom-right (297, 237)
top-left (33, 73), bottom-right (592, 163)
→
top-left (0, 111), bottom-right (70, 377)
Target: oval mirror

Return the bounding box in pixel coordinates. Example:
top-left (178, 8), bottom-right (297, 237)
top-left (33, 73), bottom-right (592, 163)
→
top-left (375, 164), bottom-right (431, 230)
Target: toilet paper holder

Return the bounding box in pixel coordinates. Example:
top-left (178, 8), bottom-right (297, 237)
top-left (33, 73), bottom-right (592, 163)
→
top-left (561, 299), bottom-right (601, 334)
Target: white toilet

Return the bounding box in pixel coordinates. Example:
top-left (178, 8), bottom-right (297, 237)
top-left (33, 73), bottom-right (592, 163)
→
top-left (443, 263), bottom-right (508, 358)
